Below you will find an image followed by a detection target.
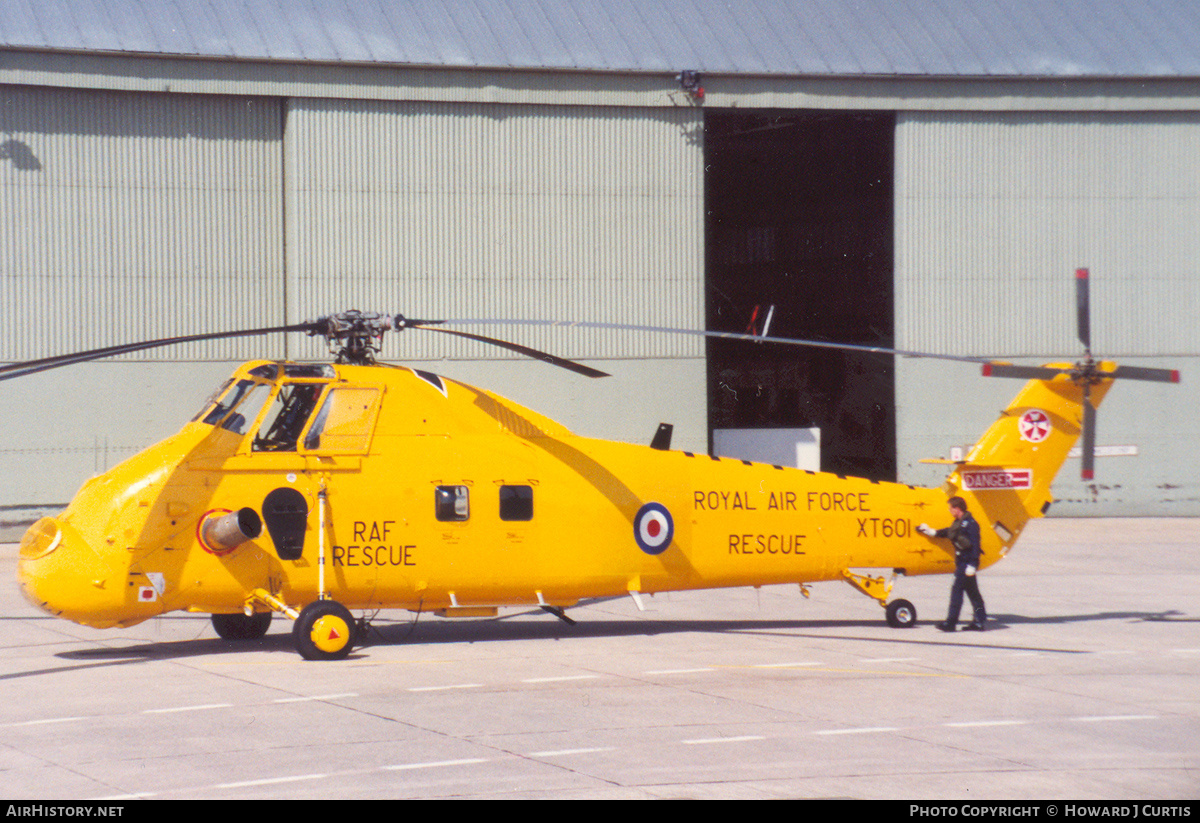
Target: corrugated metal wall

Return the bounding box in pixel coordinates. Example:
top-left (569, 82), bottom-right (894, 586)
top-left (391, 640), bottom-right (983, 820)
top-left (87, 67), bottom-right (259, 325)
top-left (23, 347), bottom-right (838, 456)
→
top-left (0, 85), bottom-right (285, 361)
top-left (897, 111), bottom-right (1200, 357)
top-left (0, 85), bottom-right (708, 517)
top-left (284, 99), bottom-right (704, 362)
top-left (0, 85), bottom-right (288, 515)
top-left (7, 81), bottom-right (1199, 518)
top-left (895, 111), bottom-right (1200, 513)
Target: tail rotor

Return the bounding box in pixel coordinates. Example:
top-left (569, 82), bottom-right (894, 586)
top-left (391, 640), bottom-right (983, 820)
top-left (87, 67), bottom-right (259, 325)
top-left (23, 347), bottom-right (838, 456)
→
top-left (982, 268), bottom-right (1179, 479)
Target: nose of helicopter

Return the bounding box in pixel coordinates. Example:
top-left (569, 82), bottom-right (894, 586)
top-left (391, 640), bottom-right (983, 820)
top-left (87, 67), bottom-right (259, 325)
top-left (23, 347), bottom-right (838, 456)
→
top-left (17, 517), bottom-right (127, 629)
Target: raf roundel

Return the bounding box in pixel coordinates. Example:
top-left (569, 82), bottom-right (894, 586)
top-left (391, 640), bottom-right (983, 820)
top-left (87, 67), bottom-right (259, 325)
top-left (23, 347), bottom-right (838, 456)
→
top-left (633, 502), bottom-right (674, 555)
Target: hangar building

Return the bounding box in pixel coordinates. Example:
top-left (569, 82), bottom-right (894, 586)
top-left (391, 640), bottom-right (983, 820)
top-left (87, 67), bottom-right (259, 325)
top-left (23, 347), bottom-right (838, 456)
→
top-left (2, 0), bottom-right (1198, 535)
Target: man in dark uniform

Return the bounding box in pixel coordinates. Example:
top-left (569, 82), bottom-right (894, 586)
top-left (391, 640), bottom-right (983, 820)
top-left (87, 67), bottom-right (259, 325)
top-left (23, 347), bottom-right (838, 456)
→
top-left (918, 496), bottom-right (987, 632)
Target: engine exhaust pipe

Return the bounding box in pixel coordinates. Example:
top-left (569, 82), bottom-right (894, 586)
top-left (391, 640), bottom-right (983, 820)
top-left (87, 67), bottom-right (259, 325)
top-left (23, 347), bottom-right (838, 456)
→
top-left (198, 508), bottom-right (263, 554)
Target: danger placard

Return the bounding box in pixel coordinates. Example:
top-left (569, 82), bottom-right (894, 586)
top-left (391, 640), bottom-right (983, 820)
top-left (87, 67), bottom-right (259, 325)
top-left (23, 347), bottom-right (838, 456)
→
top-left (962, 469), bottom-right (1033, 490)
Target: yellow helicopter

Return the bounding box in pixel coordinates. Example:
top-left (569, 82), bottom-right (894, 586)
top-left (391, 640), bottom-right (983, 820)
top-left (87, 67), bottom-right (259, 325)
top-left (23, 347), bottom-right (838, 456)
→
top-left (9, 270), bottom-right (1179, 660)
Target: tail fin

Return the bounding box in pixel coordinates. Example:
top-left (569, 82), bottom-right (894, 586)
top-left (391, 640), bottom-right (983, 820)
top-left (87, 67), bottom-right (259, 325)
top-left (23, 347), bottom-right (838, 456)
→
top-left (941, 362), bottom-right (1115, 556)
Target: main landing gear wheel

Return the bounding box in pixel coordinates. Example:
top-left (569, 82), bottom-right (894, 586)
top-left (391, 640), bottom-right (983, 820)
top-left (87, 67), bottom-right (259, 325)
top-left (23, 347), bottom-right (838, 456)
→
top-left (886, 599), bottom-right (917, 629)
top-left (212, 611), bottom-right (273, 641)
top-left (293, 600), bottom-right (356, 661)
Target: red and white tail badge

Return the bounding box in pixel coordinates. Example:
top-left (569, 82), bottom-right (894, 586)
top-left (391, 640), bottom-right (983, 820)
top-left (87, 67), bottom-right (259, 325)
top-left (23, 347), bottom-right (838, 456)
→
top-left (962, 468), bottom-right (1033, 491)
top-left (634, 502), bottom-right (674, 555)
top-left (1018, 409), bottom-right (1051, 443)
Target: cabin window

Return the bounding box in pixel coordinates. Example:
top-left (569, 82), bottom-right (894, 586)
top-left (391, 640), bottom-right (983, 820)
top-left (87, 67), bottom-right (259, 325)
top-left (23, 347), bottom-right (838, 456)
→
top-left (283, 364), bottom-right (335, 379)
top-left (435, 486), bottom-right (470, 521)
top-left (303, 387), bottom-right (381, 453)
top-left (499, 485), bottom-right (533, 521)
top-left (252, 383), bottom-right (323, 452)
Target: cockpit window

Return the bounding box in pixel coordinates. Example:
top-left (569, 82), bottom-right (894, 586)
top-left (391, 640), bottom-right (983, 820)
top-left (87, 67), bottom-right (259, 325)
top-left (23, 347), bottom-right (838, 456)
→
top-left (192, 379), bottom-right (233, 422)
top-left (252, 383), bottom-right (324, 452)
top-left (221, 383), bottom-right (271, 435)
top-left (200, 380), bottom-right (259, 427)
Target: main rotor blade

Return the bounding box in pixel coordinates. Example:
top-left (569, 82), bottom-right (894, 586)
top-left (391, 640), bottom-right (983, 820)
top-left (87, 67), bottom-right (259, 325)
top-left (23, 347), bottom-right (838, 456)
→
top-left (0, 323), bottom-right (316, 382)
top-left (436, 319), bottom-right (992, 365)
top-left (413, 325), bottom-right (610, 378)
top-left (1081, 383), bottom-right (1096, 481)
top-left (1076, 268), bottom-right (1091, 353)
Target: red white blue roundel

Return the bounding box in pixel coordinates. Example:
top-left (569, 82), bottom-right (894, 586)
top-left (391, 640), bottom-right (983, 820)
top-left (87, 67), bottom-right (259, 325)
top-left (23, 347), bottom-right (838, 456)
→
top-left (1019, 409), bottom-right (1052, 443)
top-left (634, 502), bottom-right (674, 555)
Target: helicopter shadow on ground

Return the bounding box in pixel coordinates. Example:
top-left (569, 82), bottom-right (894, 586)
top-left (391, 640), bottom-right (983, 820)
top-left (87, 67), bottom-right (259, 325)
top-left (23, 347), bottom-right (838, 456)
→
top-left (990, 609), bottom-right (1193, 624)
top-left (353, 609), bottom-right (1092, 654)
top-left (42, 613), bottom-right (873, 666)
top-left (360, 611), bottom-right (868, 647)
top-left (29, 612), bottom-right (955, 674)
top-left (37, 630), bottom-right (287, 665)
top-left (27, 605), bottom-right (1188, 677)
top-left (1, 631), bottom-right (292, 682)
top-left (360, 601), bottom-right (1195, 646)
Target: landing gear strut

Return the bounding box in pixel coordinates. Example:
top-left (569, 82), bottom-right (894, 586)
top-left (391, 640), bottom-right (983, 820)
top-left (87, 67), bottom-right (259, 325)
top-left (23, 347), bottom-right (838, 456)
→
top-left (841, 569), bottom-right (918, 629)
top-left (239, 588), bottom-right (358, 660)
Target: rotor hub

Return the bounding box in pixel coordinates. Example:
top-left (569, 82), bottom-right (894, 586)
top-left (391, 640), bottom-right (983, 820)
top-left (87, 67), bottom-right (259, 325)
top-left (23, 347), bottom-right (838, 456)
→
top-left (307, 311), bottom-right (395, 365)
top-left (1070, 357), bottom-right (1103, 385)
top-left (305, 311), bottom-right (446, 364)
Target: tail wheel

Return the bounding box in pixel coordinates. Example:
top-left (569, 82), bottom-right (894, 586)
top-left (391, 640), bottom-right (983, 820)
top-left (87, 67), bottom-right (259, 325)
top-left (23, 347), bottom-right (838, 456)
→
top-left (886, 599), bottom-right (917, 629)
top-left (212, 611), bottom-right (272, 641)
top-left (293, 600), bottom-right (356, 661)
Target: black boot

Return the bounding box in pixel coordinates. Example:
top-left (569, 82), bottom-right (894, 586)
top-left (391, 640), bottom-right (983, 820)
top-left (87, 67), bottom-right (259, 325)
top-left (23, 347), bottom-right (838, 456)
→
top-left (936, 621), bottom-right (956, 632)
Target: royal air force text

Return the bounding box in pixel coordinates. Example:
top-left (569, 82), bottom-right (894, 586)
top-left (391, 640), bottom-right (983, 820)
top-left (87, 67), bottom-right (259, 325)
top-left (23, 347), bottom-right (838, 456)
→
top-left (694, 490), bottom-right (914, 552)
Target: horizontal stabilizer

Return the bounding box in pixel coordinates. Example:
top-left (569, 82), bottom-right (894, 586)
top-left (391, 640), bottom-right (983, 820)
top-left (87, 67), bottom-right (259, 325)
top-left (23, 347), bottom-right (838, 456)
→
top-left (920, 458), bottom-right (1001, 468)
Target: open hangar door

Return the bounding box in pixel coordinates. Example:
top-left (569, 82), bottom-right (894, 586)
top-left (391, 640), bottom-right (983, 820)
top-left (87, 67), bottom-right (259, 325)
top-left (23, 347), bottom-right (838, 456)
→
top-left (704, 110), bottom-right (896, 480)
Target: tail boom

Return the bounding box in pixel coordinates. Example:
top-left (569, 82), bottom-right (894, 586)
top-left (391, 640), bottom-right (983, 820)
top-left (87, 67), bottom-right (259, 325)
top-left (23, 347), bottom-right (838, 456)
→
top-left (940, 362), bottom-right (1115, 562)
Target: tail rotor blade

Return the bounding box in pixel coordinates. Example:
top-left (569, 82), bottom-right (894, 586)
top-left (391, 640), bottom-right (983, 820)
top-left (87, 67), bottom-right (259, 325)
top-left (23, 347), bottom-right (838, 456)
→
top-left (1081, 383), bottom-right (1096, 481)
top-left (981, 363), bottom-right (1067, 380)
top-left (1076, 268), bottom-right (1092, 353)
top-left (1106, 365), bottom-right (1181, 383)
